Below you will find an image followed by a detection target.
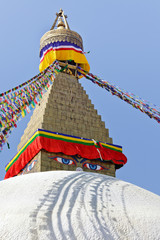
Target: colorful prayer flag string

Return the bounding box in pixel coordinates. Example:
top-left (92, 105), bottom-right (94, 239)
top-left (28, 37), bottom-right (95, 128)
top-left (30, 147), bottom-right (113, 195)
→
top-left (77, 66), bottom-right (160, 124)
top-left (0, 61), bottom-right (60, 151)
top-left (1, 60), bottom-right (160, 152)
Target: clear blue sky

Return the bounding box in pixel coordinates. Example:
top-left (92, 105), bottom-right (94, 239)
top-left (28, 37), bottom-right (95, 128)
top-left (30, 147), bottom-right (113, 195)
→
top-left (0, 0), bottom-right (160, 195)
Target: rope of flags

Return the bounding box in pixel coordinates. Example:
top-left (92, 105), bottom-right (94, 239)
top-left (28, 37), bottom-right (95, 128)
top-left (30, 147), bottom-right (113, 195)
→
top-left (0, 60), bottom-right (160, 151)
top-left (0, 61), bottom-right (60, 151)
top-left (77, 66), bottom-right (160, 124)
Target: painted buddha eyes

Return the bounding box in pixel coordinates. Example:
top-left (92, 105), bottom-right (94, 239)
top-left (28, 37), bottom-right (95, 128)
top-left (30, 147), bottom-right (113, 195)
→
top-left (55, 157), bottom-right (75, 165)
top-left (49, 156), bottom-right (107, 171)
top-left (83, 163), bottom-right (105, 171)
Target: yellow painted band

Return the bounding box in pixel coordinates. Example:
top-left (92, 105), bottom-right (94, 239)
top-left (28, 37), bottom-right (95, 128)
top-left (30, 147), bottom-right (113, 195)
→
top-left (39, 49), bottom-right (90, 73)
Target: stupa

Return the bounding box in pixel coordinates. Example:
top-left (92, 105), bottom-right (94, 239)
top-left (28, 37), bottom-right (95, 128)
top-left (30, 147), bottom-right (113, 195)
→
top-left (1, 9), bottom-right (160, 240)
top-left (4, 9), bottom-right (127, 179)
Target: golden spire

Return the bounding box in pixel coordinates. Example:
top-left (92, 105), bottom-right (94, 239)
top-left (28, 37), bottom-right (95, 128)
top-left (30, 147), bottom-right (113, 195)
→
top-left (39, 9), bottom-right (90, 74)
top-left (51, 9), bottom-right (70, 30)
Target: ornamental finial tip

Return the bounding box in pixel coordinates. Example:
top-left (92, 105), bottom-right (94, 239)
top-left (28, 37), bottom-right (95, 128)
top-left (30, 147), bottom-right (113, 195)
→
top-left (51, 9), bottom-right (70, 30)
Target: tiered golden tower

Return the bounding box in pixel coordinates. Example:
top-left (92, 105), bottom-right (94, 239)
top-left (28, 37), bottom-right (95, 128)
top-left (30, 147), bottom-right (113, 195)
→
top-left (5, 9), bottom-right (127, 179)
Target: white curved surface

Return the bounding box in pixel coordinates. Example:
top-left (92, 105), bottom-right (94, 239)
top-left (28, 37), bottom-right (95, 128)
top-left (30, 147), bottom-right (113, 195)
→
top-left (0, 171), bottom-right (160, 240)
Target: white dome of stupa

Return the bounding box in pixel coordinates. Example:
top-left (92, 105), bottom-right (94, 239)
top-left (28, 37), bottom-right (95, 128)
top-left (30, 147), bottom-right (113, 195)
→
top-left (0, 171), bottom-right (160, 240)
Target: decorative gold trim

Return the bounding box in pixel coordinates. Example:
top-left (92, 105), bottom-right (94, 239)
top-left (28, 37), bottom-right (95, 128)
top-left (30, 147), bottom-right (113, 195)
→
top-left (40, 29), bottom-right (83, 52)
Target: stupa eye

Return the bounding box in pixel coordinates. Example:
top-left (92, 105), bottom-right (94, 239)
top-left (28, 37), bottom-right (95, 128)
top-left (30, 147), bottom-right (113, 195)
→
top-left (83, 163), bottom-right (105, 171)
top-left (55, 157), bottom-right (75, 166)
